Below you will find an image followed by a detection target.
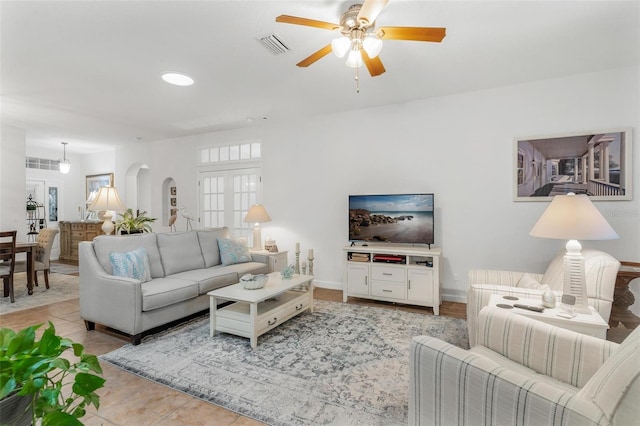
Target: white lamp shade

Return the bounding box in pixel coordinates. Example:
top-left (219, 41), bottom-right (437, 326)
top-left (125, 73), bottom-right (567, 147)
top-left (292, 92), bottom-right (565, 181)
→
top-left (88, 186), bottom-right (127, 212)
top-left (243, 204), bottom-right (272, 224)
top-left (362, 36), bottom-right (383, 58)
top-left (529, 193), bottom-right (618, 241)
top-left (346, 48), bottom-right (363, 68)
top-left (331, 36), bottom-right (350, 58)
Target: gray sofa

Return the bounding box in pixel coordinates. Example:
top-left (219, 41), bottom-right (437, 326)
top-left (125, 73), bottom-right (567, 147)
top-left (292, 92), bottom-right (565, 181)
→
top-left (79, 228), bottom-right (269, 344)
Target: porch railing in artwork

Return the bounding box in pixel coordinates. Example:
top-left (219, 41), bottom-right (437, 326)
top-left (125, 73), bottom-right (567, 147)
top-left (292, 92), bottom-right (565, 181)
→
top-left (588, 180), bottom-right (624, 196)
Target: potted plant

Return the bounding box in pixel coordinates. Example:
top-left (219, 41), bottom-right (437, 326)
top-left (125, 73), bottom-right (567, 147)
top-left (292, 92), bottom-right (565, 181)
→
top-left (0, 322), bottom-right (105, 426)
top-left (115, 208), bottom-right (156, 234)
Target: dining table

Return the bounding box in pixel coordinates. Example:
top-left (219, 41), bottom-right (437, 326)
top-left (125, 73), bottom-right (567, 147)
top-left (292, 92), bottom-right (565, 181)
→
top-left (13, 242), bottom-right (37, 295)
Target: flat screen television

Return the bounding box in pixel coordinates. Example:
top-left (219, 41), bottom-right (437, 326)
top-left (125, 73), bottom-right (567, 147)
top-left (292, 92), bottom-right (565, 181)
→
top-left (348, 193), bottom-right (434, 246)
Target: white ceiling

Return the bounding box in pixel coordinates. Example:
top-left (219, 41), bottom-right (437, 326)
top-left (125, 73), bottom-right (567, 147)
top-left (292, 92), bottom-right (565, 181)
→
top-left (2, 0), bottom-right (638, 155)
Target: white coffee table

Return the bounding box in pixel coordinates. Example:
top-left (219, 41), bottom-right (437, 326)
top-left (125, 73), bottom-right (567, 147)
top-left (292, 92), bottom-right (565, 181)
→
top-left (208, 272), bottom-right (314, 349)
top-left (489, 294), bottom-right (609, 339)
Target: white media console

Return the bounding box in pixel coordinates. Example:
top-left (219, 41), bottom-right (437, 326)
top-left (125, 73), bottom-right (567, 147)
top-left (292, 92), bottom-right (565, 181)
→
top-left (343, 245), bottom-right (442, 315)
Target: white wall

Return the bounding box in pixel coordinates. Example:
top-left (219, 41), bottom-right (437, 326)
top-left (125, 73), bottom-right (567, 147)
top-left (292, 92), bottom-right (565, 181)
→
top-left (0, 126), bottom-right (27, 239)
top-left (93, 66), bottom-right (640, 302)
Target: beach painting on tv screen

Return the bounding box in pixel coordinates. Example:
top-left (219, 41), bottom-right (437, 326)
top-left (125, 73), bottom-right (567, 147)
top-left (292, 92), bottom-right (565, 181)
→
top-left (349, 194), bottom-right (434, 244)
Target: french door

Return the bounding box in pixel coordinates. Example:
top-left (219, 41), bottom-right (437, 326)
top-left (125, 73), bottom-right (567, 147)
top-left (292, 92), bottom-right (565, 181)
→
top-left (198, 167), bottom-right (261, 240)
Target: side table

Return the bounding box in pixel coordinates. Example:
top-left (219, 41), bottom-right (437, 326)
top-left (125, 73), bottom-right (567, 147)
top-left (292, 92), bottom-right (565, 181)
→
top-left (251, 250), bottom-right (288, 273)
top-left (488, 294), bottom-right (609, 339)
top-left (610, 261), bottom-right (640, 330)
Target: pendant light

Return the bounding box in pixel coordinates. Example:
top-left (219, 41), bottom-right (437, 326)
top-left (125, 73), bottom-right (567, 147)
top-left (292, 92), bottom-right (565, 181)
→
top-left (59, 142), bottom-right (71, 174)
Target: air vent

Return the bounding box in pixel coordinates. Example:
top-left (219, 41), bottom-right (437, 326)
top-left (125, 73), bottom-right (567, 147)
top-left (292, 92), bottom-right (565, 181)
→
top-left (257, 33), bottom-right (291, 55)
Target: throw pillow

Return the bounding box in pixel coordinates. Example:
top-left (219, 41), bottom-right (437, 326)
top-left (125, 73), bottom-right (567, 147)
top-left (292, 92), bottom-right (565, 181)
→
top-left (516, 272), bottom-right (545, 289)
top-left (217, 237), bottom-right (252, 266)
top-left (109, 247), bottom-right (152, 283)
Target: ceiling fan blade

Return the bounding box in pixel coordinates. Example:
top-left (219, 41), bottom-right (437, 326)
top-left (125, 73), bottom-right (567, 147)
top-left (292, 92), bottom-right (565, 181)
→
top-left (362, 54), bottom-right (386, 77)
top-left (276, 15), bottom-right (340, 31)
top-left (378, 26), bottom-right (446, 42)
top-left (296, 44), bottom-right (333, 67)
top-left (357, 0), bottom-right (389, 25)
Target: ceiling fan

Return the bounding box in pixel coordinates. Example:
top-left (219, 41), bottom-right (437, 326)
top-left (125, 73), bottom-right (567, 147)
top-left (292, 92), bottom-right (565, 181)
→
top-left (275, 0), bottom-right (446, 79)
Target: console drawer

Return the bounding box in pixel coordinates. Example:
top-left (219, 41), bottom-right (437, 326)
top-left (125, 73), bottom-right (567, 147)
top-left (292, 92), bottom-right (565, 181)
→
top-left (371, 265), bottom-right (405, 283)
top-left (371, 281), bottom-right (405, 300)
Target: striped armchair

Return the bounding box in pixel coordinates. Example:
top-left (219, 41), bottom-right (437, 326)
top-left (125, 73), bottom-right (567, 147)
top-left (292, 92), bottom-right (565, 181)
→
top-left (409, 306), bottom-right (640, 426)
top-left (466, 249), bottom-right (620, 346)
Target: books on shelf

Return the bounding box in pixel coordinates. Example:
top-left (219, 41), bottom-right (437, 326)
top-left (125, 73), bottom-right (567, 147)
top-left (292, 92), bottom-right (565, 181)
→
top-left (349, 253), bottom-right (370, 262)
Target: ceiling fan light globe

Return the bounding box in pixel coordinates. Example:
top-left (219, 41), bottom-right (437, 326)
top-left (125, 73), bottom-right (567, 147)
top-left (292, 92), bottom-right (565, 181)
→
top-left (331, 37), bottom-right (350, 58)
top-left (362, 36), bottom-right (383, 58)
top-left (346, 48), bottom-right (363, 68)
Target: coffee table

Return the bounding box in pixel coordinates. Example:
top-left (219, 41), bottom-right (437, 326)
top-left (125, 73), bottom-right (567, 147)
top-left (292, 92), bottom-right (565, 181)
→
top-left (208, 272), bottom-right (314, 349)
top-left (489, 294), bottom-right (609, 339)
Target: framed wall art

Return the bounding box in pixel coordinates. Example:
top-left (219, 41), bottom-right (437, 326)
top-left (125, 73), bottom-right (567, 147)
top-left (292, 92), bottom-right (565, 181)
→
top-left (514, 128), bottom-right (632, 201)
top-left (86, 173), bottom-right (114, 200)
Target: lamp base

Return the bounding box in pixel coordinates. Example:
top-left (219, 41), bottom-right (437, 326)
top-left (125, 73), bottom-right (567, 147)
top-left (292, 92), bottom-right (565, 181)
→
top-left (101, 212), bottom-right (115, 235)
top-left (252, 224), bottom-right (262, 251)
top-left (563, 239), bottom-right (590, 314)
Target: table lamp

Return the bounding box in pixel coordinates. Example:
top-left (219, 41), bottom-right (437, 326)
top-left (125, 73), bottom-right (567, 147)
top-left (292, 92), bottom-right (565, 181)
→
top-left (88, 186), bottom-right (127, 235)
top-left (529, 193), bottom-right (618, 314)
top-left (243, 204), bottom-right (271, 251)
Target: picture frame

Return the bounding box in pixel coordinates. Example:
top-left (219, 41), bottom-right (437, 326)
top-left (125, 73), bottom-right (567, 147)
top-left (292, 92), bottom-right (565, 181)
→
top-left (86, 173), bottom-right (114, 200)
top-left (170, 186), bottom-right (177, 196)
top-left (514, 128), bottom-right (632, 201)
top-left (170, 197), bottom-right (177, 206)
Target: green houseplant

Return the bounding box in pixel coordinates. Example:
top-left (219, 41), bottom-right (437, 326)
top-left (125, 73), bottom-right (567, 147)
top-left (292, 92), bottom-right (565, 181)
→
top-left (0, 322), bottom-right (105, 426)
top-left (115, 208), bottom-right (156, 234)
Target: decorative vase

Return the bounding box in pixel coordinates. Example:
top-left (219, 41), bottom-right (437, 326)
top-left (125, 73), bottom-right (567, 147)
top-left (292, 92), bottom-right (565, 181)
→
top-left (542, 287), bottom-right (556, 308)
top-left (281, 265), bottom-right (295, 279)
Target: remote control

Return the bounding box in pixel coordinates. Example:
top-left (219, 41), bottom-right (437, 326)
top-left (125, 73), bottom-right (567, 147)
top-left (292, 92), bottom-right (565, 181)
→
top-left (513, 303), bottom-right (545, 313)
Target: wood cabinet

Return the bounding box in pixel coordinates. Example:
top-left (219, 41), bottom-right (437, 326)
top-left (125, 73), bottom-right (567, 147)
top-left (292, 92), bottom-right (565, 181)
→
top-left (59, 221), bottom-right (103, 263)
top-left (343, 245), bottom-right (442, 314)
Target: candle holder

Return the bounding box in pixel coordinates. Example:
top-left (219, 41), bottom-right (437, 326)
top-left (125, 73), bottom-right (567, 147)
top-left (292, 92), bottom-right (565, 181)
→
top-left (308, 255), bottom-right (314, 276)
top-left (302, 261), bottom-right (307, 275)
top-left (295, 249), bottom-right (301, 274)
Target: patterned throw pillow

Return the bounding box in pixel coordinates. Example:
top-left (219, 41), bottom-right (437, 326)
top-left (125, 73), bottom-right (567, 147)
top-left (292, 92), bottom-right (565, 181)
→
top-left (217, 237), bottom-right (252, 266)
top-left (109, 247), bottom-right (152, 283)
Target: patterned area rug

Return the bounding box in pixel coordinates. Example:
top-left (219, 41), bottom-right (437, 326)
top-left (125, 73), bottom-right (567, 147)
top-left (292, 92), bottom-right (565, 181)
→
top-left (0, 273), bottom-right (79, 314)
top-left (101, 300), bottom-right (469, 425)
top-left (50, 262), bottom-right (80, 275)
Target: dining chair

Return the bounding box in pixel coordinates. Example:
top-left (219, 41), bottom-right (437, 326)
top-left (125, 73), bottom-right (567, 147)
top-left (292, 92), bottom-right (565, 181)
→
top-left (14, 228), bottom-right (59, 289)
top-left (0, 230), bottom-right (18, 303)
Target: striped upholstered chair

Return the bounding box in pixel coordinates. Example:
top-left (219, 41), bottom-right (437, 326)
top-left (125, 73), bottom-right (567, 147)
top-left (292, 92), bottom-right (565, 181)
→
top-left (409, 306), bottom-right (640, 426)
top-left (466, 249), bottom-right (620, 347)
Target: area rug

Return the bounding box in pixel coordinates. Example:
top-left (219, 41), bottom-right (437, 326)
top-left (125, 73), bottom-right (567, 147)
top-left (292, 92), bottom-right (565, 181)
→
top-left (101, 300), bottom-right (469, 425)
top-left (0, 273), bottom-right (79, 315)
top-left (50, 262), bottom-right (80, 275)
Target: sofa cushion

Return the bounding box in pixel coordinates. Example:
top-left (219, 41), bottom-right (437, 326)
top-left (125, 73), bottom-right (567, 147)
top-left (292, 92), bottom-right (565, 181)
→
top-left (157, 232), bottom-right (205, 275)
top-left (197, 228), bottom-right (230, 268)
top-left (109, 247), bottom-right (152, 283)
top-left (217, 237), bottom-right (252, 266)
top-left (141, 277), bottom-right (199, 312)
top-left (170, 267), bottom-right (240, 294)
top-left (93, 233), bottom-right (164, 278)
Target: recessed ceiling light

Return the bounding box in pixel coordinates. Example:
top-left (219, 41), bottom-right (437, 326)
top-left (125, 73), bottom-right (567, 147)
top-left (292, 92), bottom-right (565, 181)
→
top-left (161, 72), bottom-right (194, 86)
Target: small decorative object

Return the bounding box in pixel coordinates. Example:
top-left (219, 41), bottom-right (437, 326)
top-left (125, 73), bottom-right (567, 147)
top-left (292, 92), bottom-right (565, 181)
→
top-left (541, 286), bottom-right (556, 308)
top-left (179, 206), bottom-right (194, 230)
top-left (308, 249), bottom-right (314, 275)
top-left (281, 264), bottom-right (295, 279)
top-left (558, 294), bottom-right (577, 318)
top-left (240, 274), bottom-right (268, 290)
top-left (264, 237), bottom-right (276, 252)
top-left (295, 242), bottom-right (301, 274)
